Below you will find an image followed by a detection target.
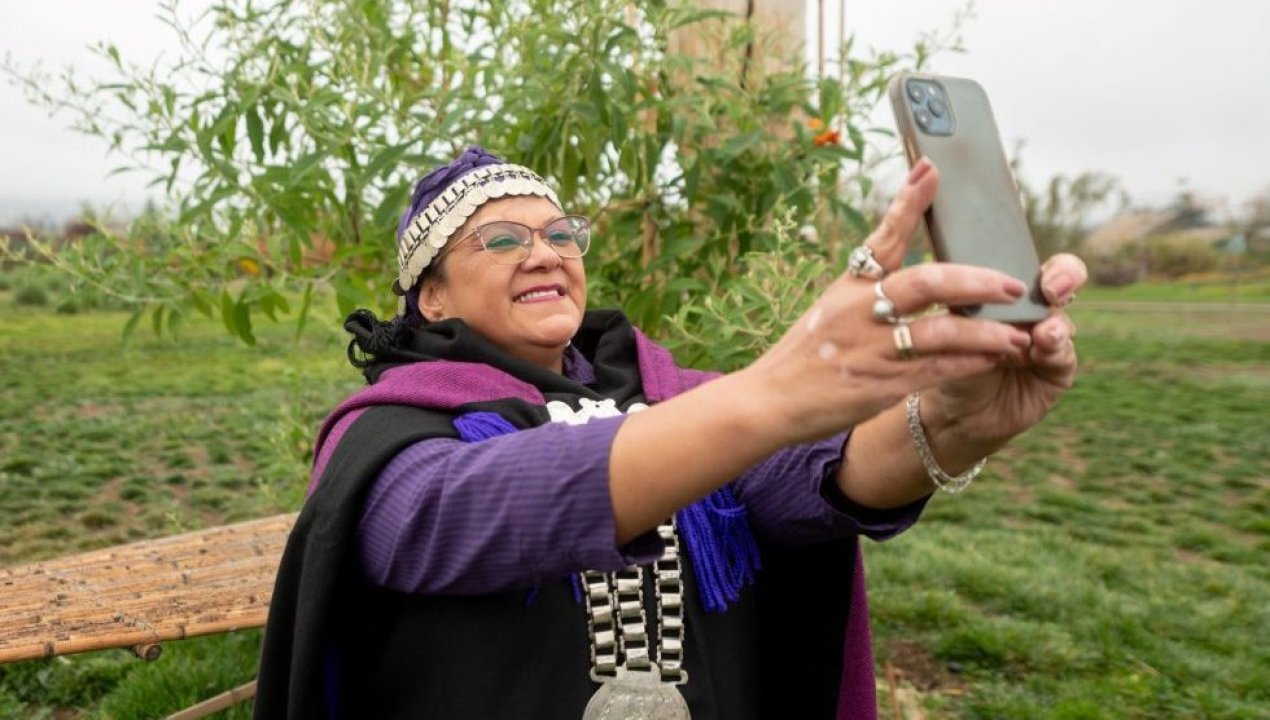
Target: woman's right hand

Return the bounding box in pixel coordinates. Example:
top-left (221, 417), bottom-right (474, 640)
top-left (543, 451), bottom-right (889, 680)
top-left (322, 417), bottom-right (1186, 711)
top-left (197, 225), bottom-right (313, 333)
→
top-left (741, 160), bottom-right (1034, 445)
top-left (610, 160), bottom-right (1033, 542)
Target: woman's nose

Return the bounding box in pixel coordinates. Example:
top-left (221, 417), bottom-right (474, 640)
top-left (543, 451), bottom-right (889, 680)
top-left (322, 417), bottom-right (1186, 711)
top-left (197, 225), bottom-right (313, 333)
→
top-left (519, 230), bottom-right (563, 270)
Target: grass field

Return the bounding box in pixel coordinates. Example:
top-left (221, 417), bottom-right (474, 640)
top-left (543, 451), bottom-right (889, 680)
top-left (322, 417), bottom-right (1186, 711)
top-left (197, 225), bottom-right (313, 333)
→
top-left (0, 284), bottom-right (1266, 718)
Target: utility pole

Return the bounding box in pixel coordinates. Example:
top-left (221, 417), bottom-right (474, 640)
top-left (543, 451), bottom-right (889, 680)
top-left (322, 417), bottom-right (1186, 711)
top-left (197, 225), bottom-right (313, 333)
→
top-left (668, 0), bottom-right (806, 79)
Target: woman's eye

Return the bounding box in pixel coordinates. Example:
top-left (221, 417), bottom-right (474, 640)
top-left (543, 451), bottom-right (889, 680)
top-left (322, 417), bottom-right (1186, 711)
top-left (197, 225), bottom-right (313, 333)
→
top-left (547, 231), bottom-right (575, 245)
top-left (485, 235), bottom-right (523, 251)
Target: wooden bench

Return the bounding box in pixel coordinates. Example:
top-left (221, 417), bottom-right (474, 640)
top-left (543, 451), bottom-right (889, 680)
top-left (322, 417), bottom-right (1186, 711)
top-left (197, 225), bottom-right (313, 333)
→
top-left (0, 513), bottom-right (296, 718)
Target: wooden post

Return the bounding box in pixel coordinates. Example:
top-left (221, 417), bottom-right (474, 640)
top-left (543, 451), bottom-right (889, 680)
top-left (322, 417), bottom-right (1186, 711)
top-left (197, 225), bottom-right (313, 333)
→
top-left (667, 0), bottom-right (806, 79)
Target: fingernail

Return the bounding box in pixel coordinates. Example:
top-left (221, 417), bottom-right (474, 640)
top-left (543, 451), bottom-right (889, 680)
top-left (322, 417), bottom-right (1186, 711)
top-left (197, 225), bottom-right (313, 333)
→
top-left (1047, 279), bottom-right (1073, 303)
top-left (1050, 327), bottom-right (1066, 345)
top-left (906, 158), bottom-right (932, 185)
top-left (1004, 278), bottom-right (1026, 297)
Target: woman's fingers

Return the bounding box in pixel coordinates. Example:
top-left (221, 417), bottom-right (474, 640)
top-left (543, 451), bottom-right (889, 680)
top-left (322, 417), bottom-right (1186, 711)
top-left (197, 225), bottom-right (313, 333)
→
top-left (1039, 253), bottom-right (1088, 306)
top-left (859, 159), bottom-right (938, 271)
top-left (898, 314), bottom-right (1032, 361)
top-left (875, 262), bottom-right (1027, 317)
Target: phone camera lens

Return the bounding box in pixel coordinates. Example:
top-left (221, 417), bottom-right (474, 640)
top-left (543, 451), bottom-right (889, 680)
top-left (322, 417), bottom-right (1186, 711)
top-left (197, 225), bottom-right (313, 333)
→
top-left (928, 98), bottom-right (947, 118)
top-left (907, 82), bottom-right (926, 102)
top-left (914, 108), bottom-right (932, 128)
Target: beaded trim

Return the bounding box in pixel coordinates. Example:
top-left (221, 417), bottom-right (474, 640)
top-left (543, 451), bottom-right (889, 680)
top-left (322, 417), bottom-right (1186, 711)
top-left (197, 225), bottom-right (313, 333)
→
top-left (396, 163), bottom-right (561, 292)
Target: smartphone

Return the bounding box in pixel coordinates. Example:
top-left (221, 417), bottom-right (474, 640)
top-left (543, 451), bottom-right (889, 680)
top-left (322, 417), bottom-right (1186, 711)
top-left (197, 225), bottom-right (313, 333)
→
top-left (888, 72), bottom-right (1050, 324)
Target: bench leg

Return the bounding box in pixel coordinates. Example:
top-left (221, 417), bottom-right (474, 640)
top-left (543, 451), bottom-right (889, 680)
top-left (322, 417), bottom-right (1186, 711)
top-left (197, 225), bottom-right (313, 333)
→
top-left (165, 679), bottom-right (257, 720)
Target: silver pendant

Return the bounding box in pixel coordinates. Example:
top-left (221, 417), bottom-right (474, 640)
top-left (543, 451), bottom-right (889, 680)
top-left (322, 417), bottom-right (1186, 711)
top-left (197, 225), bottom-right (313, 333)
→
top-left (582, 669), bottom-right (691, 720)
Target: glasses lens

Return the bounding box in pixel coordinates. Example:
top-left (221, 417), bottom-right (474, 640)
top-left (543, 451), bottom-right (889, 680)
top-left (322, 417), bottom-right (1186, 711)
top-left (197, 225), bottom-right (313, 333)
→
top-left (477, 222), bottom-right (532, 264)
top-left (544, 216), bottom-right (590, 257)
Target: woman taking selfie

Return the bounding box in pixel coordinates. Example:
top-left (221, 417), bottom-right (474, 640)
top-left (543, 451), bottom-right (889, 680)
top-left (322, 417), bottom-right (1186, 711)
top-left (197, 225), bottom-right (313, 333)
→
top-left (256, 146), bottom-right (1086, 719)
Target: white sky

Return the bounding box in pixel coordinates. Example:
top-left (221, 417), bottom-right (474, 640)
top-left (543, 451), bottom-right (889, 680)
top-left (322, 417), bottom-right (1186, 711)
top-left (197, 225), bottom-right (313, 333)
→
top-left (3, 0), bottom-right (1269, 224)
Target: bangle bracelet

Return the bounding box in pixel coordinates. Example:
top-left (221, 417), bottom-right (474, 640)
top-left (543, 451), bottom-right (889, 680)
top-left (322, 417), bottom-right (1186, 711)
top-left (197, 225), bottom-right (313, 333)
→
top-left (905, 393), bottom-right (986, 494)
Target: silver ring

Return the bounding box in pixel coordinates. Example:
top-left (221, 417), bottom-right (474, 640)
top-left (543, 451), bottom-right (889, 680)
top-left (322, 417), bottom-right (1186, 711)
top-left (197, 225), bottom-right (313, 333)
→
top-left (893, 321), bottom-right (918, 360)
top-left (847, 245), bottom-right (887, 280)
top-left (871, 281), bottom-right (901, 324)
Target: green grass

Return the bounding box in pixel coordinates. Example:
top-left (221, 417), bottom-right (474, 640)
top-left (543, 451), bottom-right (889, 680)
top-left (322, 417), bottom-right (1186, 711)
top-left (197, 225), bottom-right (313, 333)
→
top-left (0, 292), bottom-right (359, 717)
top-left (0, 286), bottom-right (1267, 717)
top-left (1078, 269), bottom-right (1270, 304)
top-left (872, 300), bottom-right (1269, 718)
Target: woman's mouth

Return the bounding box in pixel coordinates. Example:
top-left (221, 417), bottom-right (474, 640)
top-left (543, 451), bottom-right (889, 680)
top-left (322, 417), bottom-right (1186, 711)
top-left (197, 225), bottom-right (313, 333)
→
top-left (513, 286), bottom-right (565, 303)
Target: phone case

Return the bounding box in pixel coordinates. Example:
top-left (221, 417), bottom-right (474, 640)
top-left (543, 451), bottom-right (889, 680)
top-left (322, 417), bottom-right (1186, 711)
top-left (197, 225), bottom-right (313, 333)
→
top-left (888, 72), bottom-right (1050, 323)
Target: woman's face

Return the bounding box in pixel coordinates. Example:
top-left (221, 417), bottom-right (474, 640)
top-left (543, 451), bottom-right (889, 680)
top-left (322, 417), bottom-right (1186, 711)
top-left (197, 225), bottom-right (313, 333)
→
top-left (418, 196), bottom-right (587, 372)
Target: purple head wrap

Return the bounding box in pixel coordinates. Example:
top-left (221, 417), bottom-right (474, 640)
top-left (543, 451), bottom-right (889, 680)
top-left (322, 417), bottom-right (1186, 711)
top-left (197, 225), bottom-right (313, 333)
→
top-left (395, 146), bottom-right (505, 242)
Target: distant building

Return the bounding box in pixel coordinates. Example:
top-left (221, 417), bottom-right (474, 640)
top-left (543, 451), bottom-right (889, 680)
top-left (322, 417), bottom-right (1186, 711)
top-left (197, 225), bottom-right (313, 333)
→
top-left (1084, 208), bottom-right (1240, 255)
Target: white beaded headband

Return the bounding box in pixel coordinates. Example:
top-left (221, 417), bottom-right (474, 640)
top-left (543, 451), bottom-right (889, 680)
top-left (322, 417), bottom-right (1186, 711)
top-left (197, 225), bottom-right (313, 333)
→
top-left (395, 163), bottom-right (561, 293)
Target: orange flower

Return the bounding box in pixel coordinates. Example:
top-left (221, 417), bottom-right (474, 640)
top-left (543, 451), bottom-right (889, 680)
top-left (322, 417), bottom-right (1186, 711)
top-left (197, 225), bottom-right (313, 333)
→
top-left (806, 117), bottom-right (825, 131)
top-left (237, 257), bottom-right (262, 276)
top-left (813, 128), bottom-right (841, 147)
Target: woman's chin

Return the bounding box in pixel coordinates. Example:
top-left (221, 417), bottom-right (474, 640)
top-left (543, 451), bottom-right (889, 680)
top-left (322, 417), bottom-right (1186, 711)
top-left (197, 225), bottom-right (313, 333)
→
top-left (530, 312), bottom-right (583, 347)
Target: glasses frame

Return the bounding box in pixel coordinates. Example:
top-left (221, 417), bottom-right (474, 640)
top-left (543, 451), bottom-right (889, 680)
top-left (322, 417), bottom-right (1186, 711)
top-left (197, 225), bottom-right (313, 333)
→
top-left (434, 215), bottom-right (592, 268)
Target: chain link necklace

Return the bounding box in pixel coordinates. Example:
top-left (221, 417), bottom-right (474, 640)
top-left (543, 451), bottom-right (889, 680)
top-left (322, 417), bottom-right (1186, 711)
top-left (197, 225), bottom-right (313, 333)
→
top-left (580, 520), bottom-right (691, 719)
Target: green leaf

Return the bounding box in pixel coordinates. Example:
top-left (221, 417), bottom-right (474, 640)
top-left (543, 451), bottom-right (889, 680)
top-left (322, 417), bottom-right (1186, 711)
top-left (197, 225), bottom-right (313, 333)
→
top-left (190, 289), bottom-right (212, 319)
top-left (122, 306), bottom-right (145, 344)
top-left (361, 144), bottom-right (409, 185)
top-left (246, 106), bottom-right (266, 162)
top-left (151, 304), bottom-right (166, 337)
top-left (233, 296), bottom-right (256, 346)
top-left (716, 130), bottom-right (762, 161)
top-left (295, 282), bottom-right (314, 341)
top-left (268, 116), bottom-right (287, 156)
top-left (220, 289), bottom-right (237, 338)
top-left (289, 152), bottom-right (325, 187)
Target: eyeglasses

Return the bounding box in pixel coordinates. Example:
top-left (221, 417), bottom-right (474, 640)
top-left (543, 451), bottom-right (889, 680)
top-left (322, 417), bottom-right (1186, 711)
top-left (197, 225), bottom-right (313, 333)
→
top-left (440, 215), bottom-right (592, 266)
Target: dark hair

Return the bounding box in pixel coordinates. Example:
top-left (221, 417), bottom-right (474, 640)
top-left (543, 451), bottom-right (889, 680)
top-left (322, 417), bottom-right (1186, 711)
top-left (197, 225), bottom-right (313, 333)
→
top-left (345, 308), bottom-right (411, 373)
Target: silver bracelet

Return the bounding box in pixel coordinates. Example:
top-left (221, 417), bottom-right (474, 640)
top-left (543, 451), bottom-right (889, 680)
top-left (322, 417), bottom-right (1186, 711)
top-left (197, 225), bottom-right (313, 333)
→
top-left (905, 393), bottom-right (986, 494)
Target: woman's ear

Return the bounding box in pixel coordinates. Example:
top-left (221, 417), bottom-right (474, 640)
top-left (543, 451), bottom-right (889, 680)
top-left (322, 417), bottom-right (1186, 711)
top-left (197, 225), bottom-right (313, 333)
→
top-left (417, 278), bottom-right (447, 322)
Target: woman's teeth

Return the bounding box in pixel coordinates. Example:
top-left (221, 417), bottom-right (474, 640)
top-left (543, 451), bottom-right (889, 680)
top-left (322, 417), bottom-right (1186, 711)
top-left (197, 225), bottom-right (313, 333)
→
top-left (516, 289), bottom-right (560, 302)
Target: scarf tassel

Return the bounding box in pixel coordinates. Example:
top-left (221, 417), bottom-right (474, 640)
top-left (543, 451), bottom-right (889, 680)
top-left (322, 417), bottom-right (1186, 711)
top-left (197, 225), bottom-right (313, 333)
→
top-left (676, 487), bottom-right (761, 613)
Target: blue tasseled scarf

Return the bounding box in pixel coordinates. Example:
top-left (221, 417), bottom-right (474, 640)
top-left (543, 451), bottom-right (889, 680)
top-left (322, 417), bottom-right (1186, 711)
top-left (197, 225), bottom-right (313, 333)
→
top-left (453, 411), bottom-right (761, 613)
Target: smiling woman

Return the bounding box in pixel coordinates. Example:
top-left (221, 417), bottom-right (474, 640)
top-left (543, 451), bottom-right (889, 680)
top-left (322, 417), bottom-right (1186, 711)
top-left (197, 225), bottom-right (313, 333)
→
top-left (254, 146), bottom-right (1087, 719)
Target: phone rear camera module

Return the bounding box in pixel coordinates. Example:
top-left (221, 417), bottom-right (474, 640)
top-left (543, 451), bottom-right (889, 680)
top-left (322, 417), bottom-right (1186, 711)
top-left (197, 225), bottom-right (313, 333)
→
top-left (908, 79), bottom-right (953, 136)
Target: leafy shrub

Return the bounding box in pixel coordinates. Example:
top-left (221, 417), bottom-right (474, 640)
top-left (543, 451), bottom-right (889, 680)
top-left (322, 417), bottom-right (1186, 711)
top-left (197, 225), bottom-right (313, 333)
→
top-left (1144, 235), bottom-right (1221, 278)
top-left (5, 0), bottom-right (954, 342)
top-left (662, 207), bottom-right (832, 370)
top-left (0, 653), bottom-right (134, 709)
top-left (12, 281), bottom-right (50, 307)
top-left (1089, 253), bottom-right (1145, 287)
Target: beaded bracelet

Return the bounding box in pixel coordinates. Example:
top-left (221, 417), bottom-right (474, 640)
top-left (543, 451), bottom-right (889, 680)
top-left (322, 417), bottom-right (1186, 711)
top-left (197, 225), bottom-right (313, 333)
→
top-left (905, 393), bottom-right (987, 494)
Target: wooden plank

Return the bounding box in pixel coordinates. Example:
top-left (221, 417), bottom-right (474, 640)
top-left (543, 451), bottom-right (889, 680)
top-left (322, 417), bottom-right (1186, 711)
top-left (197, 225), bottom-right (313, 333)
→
top-left (166, 680), bottom-right (258, 720)
top-left (0, 513), bottom-right (296, 664)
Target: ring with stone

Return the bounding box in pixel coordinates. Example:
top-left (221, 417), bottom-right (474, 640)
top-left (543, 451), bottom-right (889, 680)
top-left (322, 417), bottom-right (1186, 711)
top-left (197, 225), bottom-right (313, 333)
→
top-left (847, 245), bottom-right (887, 280)
top-left (871, 281), bottom-right (901, 324)
top-left (892, 320), bottom-right (918, 360)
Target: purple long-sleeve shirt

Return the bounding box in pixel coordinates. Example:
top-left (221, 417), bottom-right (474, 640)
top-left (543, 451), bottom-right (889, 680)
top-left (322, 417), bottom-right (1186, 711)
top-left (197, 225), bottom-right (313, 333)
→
top-left (356, 348), bottom-right (928, 594)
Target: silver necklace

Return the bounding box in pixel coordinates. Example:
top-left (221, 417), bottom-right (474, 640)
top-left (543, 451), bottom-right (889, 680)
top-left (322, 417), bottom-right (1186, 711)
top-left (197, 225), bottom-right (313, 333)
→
top-left (580, 521), bottom-right (690, 719)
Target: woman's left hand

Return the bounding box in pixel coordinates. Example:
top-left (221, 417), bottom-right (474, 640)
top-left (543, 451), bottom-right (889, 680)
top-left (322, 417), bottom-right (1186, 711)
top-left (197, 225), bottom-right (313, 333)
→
top-left (923, 253), bottom-right (1087, 452)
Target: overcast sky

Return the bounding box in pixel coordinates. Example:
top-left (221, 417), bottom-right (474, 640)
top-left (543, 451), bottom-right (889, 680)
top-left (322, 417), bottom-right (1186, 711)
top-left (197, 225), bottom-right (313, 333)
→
top-left (3, 0), bottom-right (1269, 224)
